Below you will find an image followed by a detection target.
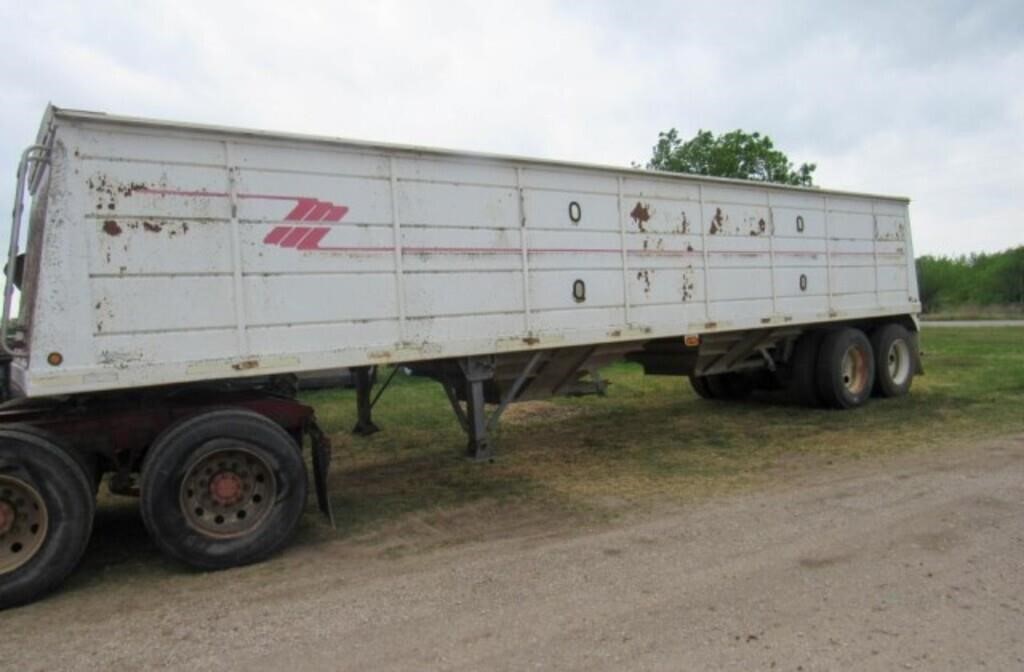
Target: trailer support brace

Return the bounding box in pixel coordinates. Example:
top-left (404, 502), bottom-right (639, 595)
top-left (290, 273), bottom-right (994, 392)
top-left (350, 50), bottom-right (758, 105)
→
top-left (460, 357), bottom-right (496, 461)
top-left (351, 366), bottom-right (380, 436)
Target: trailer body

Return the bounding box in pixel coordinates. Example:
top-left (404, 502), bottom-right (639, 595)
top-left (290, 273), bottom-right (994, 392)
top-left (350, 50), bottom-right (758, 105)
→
top-left (0, 106), bottom-right (921, 609)
top-left (8, 107), bottom-right (918, 399)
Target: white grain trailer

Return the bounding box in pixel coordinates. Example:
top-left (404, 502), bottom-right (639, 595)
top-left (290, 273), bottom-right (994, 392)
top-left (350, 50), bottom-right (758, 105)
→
top-left (0, 106), bottom-right (921, 607)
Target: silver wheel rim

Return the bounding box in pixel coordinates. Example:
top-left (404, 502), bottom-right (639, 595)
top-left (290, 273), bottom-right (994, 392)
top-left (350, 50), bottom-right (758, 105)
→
top-left (887, 339), bottom-right (911, 386)
top-left (840, 344), bottom-right (870, 396)
top-left (0, 475), bottom-right (48, 574)
top-left (179, 442), bottom-right (277, 539)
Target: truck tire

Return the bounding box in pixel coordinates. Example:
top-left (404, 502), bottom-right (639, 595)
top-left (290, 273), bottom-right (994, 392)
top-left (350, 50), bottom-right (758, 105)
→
top-left (0, 429), bottom-right (95, 609)
top-left (706, 373), bottom-right (754, 400)
top-left (870, 324), bottom-right (915, 397)
top-left (815, 328), bottom-right (875, 409)
top-left (689, 375), bottom-right (715, 399)
top-left (2, 424), bottom-right (98, 495)
top-left (139, 409), bottom-right (308, 570)
top-left (787, 331), bottom-right (824, 407)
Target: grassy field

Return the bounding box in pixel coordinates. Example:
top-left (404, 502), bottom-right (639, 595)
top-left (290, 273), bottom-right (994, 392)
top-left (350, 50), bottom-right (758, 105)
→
top-left (302, 327), bottom-right (1024, 537)
top-left (921, 303), bottom-right (1024, 321)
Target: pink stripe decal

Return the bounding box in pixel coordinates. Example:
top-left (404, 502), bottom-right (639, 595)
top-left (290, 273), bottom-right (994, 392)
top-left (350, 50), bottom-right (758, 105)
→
top-left (279, 227), bottom-right (313, 248)
top-left (263, 226), bottom-right (292, 245)
top-left (304, 201), bottom-right (334, 222)
top-left (297, 228), bottom-right (331, 250)
top-left (324, 205), bottom-right (350, 222)
top-left (284, 198), bottom-right (319, 221)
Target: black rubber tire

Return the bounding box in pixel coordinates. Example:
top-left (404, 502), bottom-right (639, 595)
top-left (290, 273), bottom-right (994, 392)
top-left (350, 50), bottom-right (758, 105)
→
top-left (139, 410), bottom-right (308, 570)
top-left (689, 375), bottom-right (715, 399)
top-left (706, 373), bottom-right (754, 400)
top-left (870, 323), bottom-right (915, 398)
top-left (815, 328), bottom-right (875, 409)
top-left (3, 424), bottom-right (98, 494)
top-left (0, 429), bottom-right (95, 609)
top-left (787, 331), bottom-right (824, 407)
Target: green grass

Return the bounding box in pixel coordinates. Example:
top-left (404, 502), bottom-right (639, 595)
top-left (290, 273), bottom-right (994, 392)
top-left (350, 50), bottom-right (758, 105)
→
top-left (303, 328), bottom-right (1024, 537)
top-left (921, 303), bottom-right (1024, 321)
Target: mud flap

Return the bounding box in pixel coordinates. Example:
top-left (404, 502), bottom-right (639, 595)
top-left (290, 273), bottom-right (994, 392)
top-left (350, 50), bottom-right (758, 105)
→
top-left (306, 420), bottom-right (335, 528)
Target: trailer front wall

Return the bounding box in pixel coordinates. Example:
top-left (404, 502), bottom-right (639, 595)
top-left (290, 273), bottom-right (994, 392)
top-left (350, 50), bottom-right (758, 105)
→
top-left (13, 115), bottom-right (919, 396)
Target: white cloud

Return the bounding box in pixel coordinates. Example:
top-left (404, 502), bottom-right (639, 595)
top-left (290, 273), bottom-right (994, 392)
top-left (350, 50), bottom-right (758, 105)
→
top-left (0, 0), bottom-right (1021, 256)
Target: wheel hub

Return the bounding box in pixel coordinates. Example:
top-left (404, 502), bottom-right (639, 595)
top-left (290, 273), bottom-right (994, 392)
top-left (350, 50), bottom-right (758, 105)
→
top-left (209, 472), bottom-right (244, 506)
top-left (179, 445), bottom-right (276, 539)
top-left (887, 339), bottom-right (911, 385)
top-left (841, 345), bottom-right (869, 395)
top-left (0, 475), bottom-right (49, 575)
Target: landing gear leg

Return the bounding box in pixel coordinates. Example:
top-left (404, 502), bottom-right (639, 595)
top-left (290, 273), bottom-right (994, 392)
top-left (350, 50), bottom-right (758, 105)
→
top-left (351, 366), bottom-right (380, 436)
top-left (460, 357), bottom-right (495, 461)
top-left (438, 353), bottom-right (544, 462)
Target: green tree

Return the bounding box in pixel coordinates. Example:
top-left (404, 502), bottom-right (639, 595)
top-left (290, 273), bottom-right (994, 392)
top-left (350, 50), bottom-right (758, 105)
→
top-left (646, 128), bottom-right (816, 186)
top-left (915, 246), bottom-right (1024, 312)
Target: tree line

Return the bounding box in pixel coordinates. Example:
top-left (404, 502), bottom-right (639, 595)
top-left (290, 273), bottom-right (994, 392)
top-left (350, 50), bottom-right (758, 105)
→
top-left (916, 247), bottom-right (1024, 313)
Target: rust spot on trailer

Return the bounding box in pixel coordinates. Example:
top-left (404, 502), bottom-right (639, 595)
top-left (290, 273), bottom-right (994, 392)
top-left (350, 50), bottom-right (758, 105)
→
top-left (142, 221), bottom-right (162, 233)
top-left (681, 272), bottom-right (695, 301)
top-left (679, 211), bottom-right (690, 234)
top-left (608, 329), bottom-right (622, 338)
top-left (636, 270), bottom-right (652, 294)
top-left (705, 321), bottom-right (718, 329)
top-left (522, 336), bottom-right (540, 345)
top-left (710, 208), bottom-right (725, 235)
top-left (231, 359), bottom-right (259, 371)
top-left (630, 202), bottom-right (651, 231)
top-left (117, 182), bottom-right (148, 198)
top-left (686, 243), bottom-right (694, 252)
top-left (102, 220), bottom-right (122, 236)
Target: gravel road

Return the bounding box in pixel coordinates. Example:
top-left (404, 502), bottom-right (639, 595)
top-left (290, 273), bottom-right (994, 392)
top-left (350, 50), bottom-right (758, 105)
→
top-left (2, 434), bottom-right (1023, 671)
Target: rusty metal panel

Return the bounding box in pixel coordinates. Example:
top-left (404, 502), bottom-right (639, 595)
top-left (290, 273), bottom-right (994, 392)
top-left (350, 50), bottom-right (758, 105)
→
top-left (6, 106), bottom-right (920, 398)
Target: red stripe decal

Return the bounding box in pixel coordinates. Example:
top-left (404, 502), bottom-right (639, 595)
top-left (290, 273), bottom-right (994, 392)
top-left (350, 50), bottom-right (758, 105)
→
top-left (323, 205), bottom-right (350, 222)
top-left (279, 226), bottom-right (313, 248)
top-left (297, 228), bottom-right (331, 250)
top-left (284, 198), bottom-right (319, 221)
top-left (303, 201), bottom-right (334, 222)
top-left (263, 226), bottom-right (292, 244)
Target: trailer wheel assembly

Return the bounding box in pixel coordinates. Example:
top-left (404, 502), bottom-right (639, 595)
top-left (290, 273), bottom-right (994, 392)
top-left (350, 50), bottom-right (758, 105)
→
top-left (815, 328), bottom-right (875, 409)
top-left (0, 429), bottom-right (94, 609)
top-left (706, 373), bottom-right (754, 400)
top-left (870, 323), bottom-right (915, 397)
top-left (688, 375), bottom-right (715, 399)
top-left (787, 331), bottom-right (824, 407)
top-left (139, 410), bottom-right (307, 570)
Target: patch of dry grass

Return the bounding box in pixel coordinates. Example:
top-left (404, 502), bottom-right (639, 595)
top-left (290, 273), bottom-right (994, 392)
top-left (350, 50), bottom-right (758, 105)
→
top-left (301, 327), bottom-right (1024, 535)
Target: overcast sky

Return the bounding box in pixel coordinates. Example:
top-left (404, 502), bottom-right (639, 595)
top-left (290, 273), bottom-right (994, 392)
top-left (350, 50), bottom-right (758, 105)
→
top-left (1, 0), bottom-right (1021, 256)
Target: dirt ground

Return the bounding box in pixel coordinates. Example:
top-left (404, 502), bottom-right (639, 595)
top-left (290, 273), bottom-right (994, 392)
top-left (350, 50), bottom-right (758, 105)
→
top-left (2, 434), bottom-right (1023, 671)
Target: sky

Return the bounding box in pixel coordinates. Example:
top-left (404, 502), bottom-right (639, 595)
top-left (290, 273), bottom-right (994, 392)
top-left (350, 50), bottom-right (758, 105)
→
top-left (1, 0), bottom-right (1021, 257)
